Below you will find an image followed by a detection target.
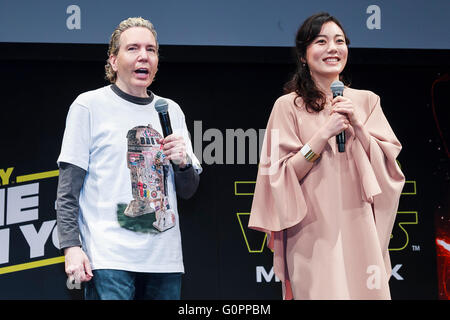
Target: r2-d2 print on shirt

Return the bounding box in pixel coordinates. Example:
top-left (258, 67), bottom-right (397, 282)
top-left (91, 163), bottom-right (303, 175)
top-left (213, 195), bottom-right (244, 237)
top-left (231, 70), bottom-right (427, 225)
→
top-left (124, 124), bottom-right (175, 232)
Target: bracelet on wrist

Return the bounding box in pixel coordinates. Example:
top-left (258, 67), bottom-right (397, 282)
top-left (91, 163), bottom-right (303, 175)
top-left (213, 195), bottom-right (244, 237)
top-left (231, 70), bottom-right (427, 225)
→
top-left (300, 143), bottom-right (320, 162)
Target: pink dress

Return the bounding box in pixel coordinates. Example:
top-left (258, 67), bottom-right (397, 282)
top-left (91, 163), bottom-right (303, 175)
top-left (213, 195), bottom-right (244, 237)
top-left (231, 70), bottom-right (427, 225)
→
top-left (249, 88), bottom-right (405, 299)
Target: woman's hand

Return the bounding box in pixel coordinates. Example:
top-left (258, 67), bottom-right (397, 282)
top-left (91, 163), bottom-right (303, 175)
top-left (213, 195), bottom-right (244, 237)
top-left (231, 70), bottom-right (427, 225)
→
top-left (331, 95), bottom-right (371, 153)
top-left (330, 96), bottom-right (361, 127)
top-left (321, 109), bottom-right (350, 140)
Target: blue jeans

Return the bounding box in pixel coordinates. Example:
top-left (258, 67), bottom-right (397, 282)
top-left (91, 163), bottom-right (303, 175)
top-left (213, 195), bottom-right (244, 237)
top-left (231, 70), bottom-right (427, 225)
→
top-left (84, 269), bottom-right (182, 300)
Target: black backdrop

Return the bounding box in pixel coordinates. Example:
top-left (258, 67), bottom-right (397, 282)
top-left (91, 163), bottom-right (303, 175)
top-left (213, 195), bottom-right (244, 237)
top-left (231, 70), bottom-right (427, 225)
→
top-left (0, 43), bottom-right (448, 299)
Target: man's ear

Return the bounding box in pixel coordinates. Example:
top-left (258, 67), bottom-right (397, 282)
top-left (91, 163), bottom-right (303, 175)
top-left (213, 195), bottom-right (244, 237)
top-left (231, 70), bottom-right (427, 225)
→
top-left (109, 54), bottom-right (118, 72)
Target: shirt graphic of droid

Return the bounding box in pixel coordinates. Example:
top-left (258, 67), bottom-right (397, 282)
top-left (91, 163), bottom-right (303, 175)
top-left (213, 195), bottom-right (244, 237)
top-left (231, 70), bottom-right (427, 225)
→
top-left (124, 124), bottom-right (175, 232)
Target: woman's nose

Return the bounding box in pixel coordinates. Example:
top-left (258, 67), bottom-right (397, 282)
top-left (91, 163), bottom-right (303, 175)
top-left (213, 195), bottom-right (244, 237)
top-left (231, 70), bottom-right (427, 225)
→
top-left (327, 41), bottom-right (338, 52)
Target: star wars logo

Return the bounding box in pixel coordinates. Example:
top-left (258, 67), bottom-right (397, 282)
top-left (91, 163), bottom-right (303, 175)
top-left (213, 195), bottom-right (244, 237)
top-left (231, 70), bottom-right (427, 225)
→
top-left (0, 167), bottom-right (60, 265)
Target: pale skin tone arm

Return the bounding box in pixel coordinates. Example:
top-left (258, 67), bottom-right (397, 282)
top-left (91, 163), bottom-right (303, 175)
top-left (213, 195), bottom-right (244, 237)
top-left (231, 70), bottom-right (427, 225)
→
top-left (291, 95), bottom-right (371, 180)
top-left (64, 247), bottom-right (93, 283)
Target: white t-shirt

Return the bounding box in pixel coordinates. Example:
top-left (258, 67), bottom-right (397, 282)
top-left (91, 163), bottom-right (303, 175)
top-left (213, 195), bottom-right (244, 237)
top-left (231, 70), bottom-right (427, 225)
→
top-left (57, 85), bottom-right (201, 273)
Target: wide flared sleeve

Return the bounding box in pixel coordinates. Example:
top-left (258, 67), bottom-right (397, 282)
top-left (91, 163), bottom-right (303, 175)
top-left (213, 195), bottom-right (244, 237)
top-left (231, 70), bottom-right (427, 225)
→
top-left (249, 95), bottom-right (309, 234)
top-left (348, 92), bottom-right (405, 260)
top-left (248, 95), bottom-right (308, 300)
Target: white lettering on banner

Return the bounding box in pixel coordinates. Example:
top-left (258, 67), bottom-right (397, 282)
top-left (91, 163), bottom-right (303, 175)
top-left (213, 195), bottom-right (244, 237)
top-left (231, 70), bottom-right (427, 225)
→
top-left (6, 183), bottom-right (39, 225)
top-left (256, 266), bottom-right (280, 283)
top-left (51, 224), bottom-right (61, 250)
top-left (20, 220), bottom-right (56, 258)
top-left (391, 264), bottom-right (404, 280)
top-left (366, 5), bottom-right (381, 30)
top-left (66, 5), bottom-right (81, 30)
top-left (256, 264), bottom-right (405, 287)
top-left (0, 188), bottom-right (4, 226)
top-left (0, 175), bottom-right (60, 265)
top-left (0, 228), bottom-right (9, 264)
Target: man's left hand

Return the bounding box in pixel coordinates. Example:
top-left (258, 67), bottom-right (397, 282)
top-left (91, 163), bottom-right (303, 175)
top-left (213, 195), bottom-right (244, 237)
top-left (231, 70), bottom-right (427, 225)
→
top-left (159, 134), bottom-right (187, 168)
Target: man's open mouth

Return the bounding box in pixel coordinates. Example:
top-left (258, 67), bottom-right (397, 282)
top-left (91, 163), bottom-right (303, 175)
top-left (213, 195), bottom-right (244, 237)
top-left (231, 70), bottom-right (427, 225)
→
top-left (135, 68), bottom-right (149, 74)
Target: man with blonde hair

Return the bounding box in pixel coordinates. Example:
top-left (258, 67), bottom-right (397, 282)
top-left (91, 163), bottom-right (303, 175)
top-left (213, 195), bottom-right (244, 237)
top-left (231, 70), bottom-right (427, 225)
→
top-left (56, 17), bottom-right (201, 300)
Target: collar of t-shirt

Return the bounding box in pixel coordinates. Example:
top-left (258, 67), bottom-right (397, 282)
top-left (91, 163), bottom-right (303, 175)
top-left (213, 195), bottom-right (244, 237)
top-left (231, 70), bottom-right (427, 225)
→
top-left (110, 84), bottom-right (154, 105)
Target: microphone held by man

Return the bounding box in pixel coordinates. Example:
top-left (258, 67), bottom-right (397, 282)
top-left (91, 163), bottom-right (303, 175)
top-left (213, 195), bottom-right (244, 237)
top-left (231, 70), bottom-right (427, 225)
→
top-left (154, 98), bottom-right (188, 168)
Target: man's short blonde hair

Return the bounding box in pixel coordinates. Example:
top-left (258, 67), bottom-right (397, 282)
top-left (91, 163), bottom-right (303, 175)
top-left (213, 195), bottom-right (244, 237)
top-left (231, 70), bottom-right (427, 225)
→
top-left (105, 17), bottom-right (158, 83)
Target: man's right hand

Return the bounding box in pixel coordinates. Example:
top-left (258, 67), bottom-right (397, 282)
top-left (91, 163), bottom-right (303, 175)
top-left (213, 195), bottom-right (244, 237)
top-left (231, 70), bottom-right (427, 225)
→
top-left (64, 246), bottom-right (93, 283)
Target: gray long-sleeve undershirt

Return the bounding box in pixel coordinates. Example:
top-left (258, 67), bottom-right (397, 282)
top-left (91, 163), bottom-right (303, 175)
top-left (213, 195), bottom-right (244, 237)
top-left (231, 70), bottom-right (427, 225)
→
top-left (56, 162), bottom-right (86, 249)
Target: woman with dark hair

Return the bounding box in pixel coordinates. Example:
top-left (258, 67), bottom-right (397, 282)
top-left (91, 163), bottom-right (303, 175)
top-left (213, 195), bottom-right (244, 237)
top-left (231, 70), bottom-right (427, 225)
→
top-left (283, 13), bottom-right (350, 113)
top-left (249, 12), bottom-right (405, 300)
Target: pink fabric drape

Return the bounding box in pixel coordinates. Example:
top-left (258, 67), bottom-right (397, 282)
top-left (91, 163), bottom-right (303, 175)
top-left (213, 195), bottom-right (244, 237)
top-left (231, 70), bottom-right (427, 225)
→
top-left (249, 89), bottom-right (405, 299)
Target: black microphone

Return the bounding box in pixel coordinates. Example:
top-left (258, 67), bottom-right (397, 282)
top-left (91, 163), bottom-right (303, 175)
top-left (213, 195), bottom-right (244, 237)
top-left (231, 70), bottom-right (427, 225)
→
top-left (331, 80), bottom-right (345, 152)
top-left (155, 99), bottom-right (178, 170)
top-left (154, 99), bottom-right (172, 137)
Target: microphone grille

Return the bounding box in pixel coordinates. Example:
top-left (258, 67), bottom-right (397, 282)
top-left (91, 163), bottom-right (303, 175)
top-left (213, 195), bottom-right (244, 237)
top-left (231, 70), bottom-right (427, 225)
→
top-left (155, 99), bottom-right (168, 113)
top-left (330, 80), bottom-right (345, 94)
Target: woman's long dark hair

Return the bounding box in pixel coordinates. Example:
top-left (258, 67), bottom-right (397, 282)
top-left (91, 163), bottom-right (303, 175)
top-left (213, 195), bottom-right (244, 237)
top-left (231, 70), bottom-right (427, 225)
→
top-left (284, 12), bottom-right (350, 113)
